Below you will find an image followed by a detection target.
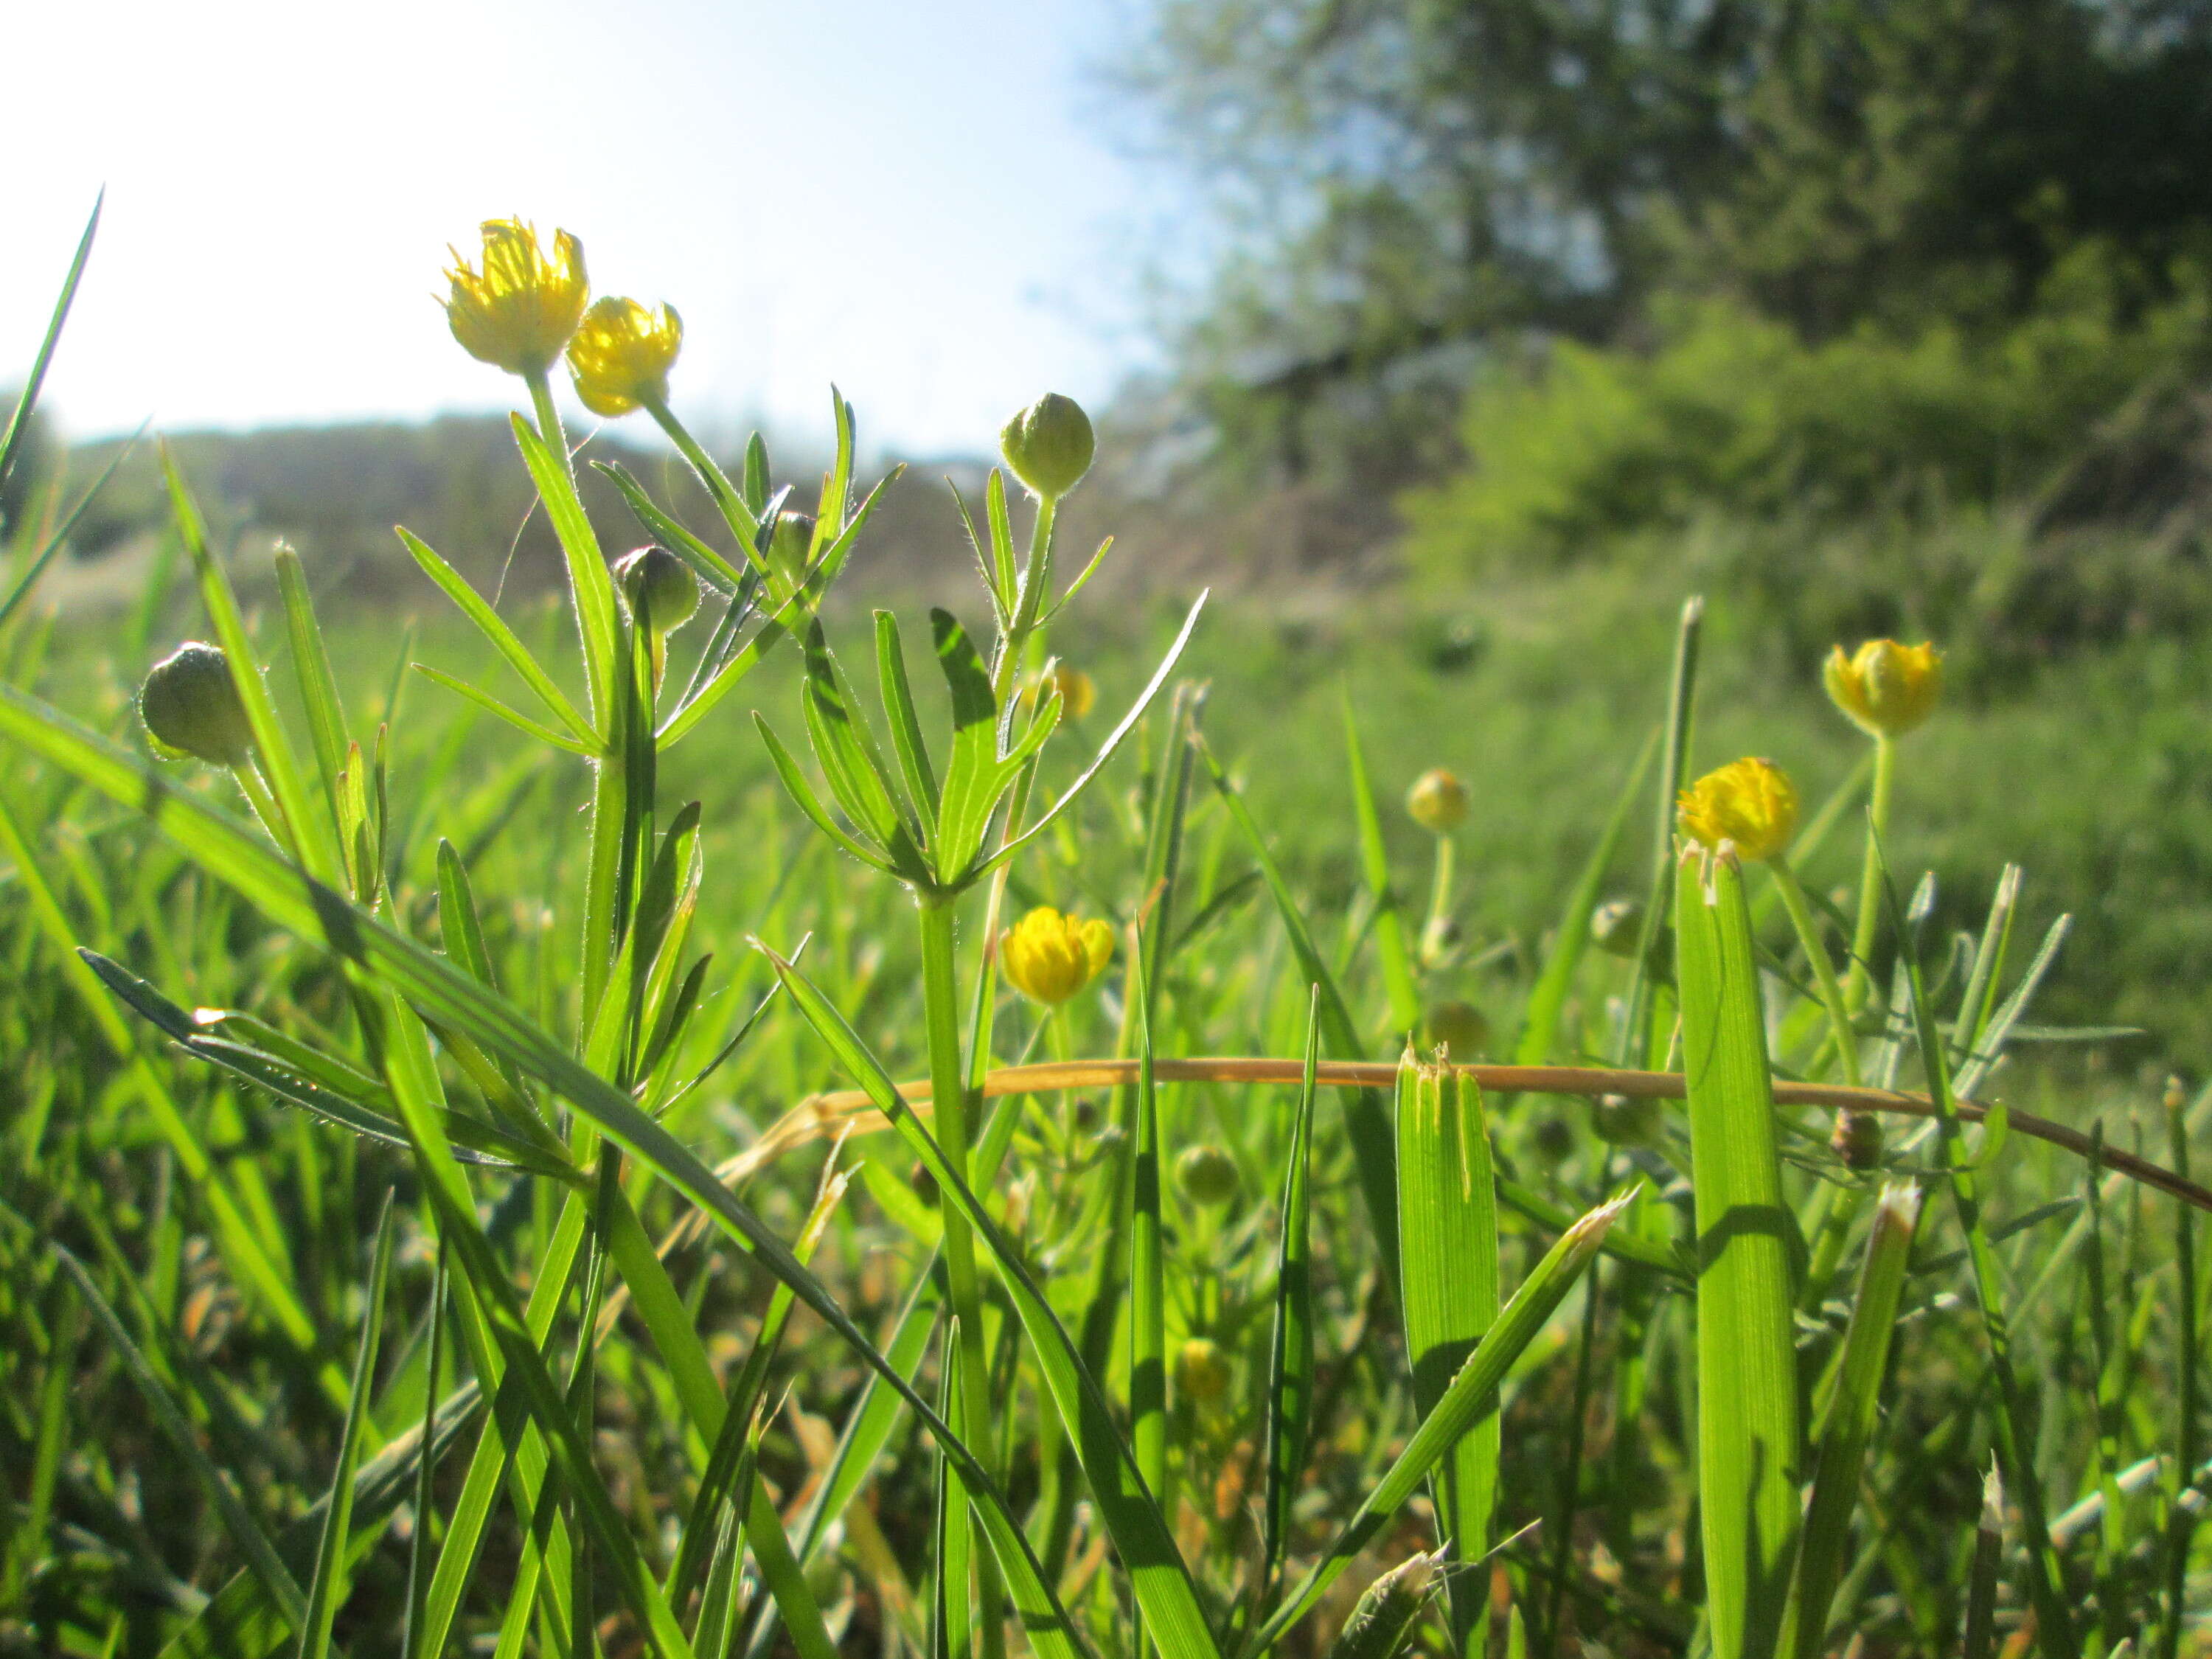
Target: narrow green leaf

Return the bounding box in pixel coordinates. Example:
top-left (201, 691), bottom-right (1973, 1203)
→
top-left (296, 1194), bottom-right (396, 1659)
top-left (0, 192), bottom-right (98, 504)
top-left (1782, 1181), bottom-right (1922, 1658)
top-left (874, 609), bottom-right (942, 841)
top-left (1342, 694), bottom-right (1421, 1037)
top-left (509, 409), bottom-right (622, 723)
top-left (396, 528), bottom-right (599, 748)
top-left (1394, 1051), bottom-right (1499, 1655)
top-left (272, 546), bottom-right (349, 815)
top-left (1263, 991), bottom-right (1323, 1582)
top-left (1675, 849), bottom-right (1801, 1659)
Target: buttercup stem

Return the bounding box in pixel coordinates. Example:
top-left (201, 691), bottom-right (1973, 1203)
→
top-left (1845, 734), bottom-right (1895, 1013)
top-left (995, 494), bottom-right (1059, 709)
top-left (1770, 856), bottom-right (1863, 1089)
top-left (646, 396), bottom-right (765, 568)
top-left (916, 890), bottom-right (1008, 1659)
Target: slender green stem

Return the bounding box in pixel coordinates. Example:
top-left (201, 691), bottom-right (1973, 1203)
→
top-left (1845, 735), bottom-right (1895, 1013)
top-left (1425, 835), bottom-right (1456, 953)
top-left (995, 495), bottom-right (1058, 709)
top-left (1770, 856), bottom-right (1863, 1088)
top-left (917, 891), bottom-right (1006, 1659)
top-left (524, 370), bottom-right (568, 487)
top-left (2161, 1079), bottom-right (2199, 1659)
top-left (647, 396), bottom-right (763, 550)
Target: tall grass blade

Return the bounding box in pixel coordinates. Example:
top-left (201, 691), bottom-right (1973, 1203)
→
top-left (1393, 1052), bottom-right (1498, 1658)
top-left (296, 1193), bottom-right (396, 1659)
top-left (1781, 1180), bottom-right (1922, 1658)
top-left (1262, 990), bottom-right (1323, 1586)
top-left (0, 192), bottom-right (98, 504)
top-left (1341, 694), bottom-right (1419, 1037)
top-left (1674, 848), bottom-right (1800, 1659)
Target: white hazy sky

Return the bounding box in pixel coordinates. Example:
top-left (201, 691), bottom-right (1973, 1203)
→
top-left (9, 0), bottom-right (1177, 456)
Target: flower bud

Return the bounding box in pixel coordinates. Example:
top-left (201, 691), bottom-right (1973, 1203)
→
top-left (442, 219), bottom-right (589, 378)
top-left (999, 906), bottom-right (1114, 1005)
top-left (1832, 1110), bottom-right (1883, 1170)
top-left (1405, 768), bottom-right (1469, 833)
top-left (998, 392), bottom-right (1095, 498)
top-left (566, 296), bottom-right (683, 418)
top-left (1423, 1000), bottom-right (1489, 1057)
top-left (1175, 1337), bottom-right (1231, 1405)
top-left (1175, 1144), bottom-right (1239, 1208)
top-left (139, 642), bottom-right (255, 767)
top-left (1590, 1091), bottom-right (1663, 1147)
top-left (1824, 639), bottom-right (1941, 739)
top-left (1677, 757), bottom-right (1799, 863)
top-left (768, 509), bottom-right (816, 583)
top-left (1589, 898), bottom-right (1645, 958)
top-left (613, 545), bottom-right (700, 633)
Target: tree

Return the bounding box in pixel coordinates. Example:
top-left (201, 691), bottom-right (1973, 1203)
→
top-left (1115, 0), bottom-right (2212, 482)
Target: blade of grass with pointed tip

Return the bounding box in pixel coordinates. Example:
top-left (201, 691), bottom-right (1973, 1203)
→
top-left (1263, 990), bottom-right (1322, 1585)
top-left (165, 448), bottom-right (343, 883)
top-left (1675, 849), bottom-right (1801, 1659)
top-left (297, 1192), bottom-right (396, 1659)
top-left (1514, 734), bottom-right (1655, 1069)
top-left (0, 192), bottom-right (98, 501)
top-left (1248, 1190), bottom-right (1632, 1653)
top-left (1394, 1054), bottom-right (1499, 1658)
top-left (273, 546), bottom-right (349, 815)
top-left (0, 419), bottom-right (142, 632)
top-left (1342, 693), bottom-right (1419, 1037)
top-left (1781, 1180), bottom-right (1922, 1658)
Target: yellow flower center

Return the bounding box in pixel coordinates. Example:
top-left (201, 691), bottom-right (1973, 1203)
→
top-left (998, 907), bottom-right (1114, 1005)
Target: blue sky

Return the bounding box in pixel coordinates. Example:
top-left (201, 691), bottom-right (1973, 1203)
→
top-left (10, 0), bottom-right (1179, 457)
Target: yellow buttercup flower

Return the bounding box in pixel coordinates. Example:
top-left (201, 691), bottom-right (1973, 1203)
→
top-left (1824, 639), bottom-right (1942, 738)
top-left (567, 296), bottom-right (684, 417)
top-left (443, 219), bottom-right (589, 378)
top-left (999, 907), bottom-right (1113, 1005)
top-left (1677, 757), bottom-right (1799, 863)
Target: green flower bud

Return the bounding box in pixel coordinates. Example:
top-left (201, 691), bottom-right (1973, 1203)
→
top-left (998, 392), bottom-right (1095, 498)
top-left (1175, 1144), bottom-right (1239, 1208)
top-left (1423, 1000), bottom-right (1489, 1057)
top-left (1590, 1091), bottom-right (1664, 1147)
top-left (1174, 1336), bottom-right (1230, 1405)
top-left (1589, 897), bottom-right (1645, 959)
top-left (1405, 768), bottom-right (1469, 833)
top-left (768, 509), bottom-right (816, 583)
top-left (613, 544), bottom-right (700, 633)
top-left (139, 642), bottom-right (254, 767)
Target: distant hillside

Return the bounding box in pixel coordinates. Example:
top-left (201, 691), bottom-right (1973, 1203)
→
top-left (43, 415), bottom-right (1009, 613)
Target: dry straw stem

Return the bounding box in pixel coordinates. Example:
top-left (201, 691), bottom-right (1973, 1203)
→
top-left (726, 1057), bottom-right (2212, 1213)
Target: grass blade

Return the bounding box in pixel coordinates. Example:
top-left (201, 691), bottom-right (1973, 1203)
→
top-left (1394, 1051), bottom-right (1499, 1657)
top-left (1782, 1180), bottom-right (1922, 1658)
top-left (1675, 847), bottom-right (1801, 1659)
top-left (296, 1193), bottom-right (397, 1659)
top-left (0, 192), bottom-right (98, 503)
top-left (1342, 692), bottom-right (1420, 1037)
top-left (1263, 990), bottom-right (1323, 1585)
